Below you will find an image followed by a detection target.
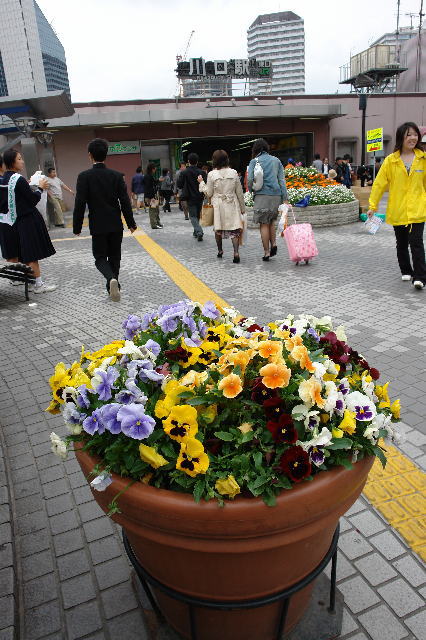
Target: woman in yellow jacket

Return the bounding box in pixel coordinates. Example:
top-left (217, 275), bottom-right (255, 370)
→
top-left (367, 122), bottom-right (426, 290)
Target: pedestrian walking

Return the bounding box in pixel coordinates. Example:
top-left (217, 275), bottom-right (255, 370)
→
top-left (46, 167), bottom-right (74, 227)
top-left (367, 121), bottom-right (426, 290)
top-left (131, 166), bottom-right (145, 213)
top-left (159, 168), bottom-right (173, 213)
top-left (334, 157), bottom-right (351, 187)
top-left (357, 165), bottom-right (370, 188)
top-left (0, 149), bottom-right (56, 293)
top-left (176, 153), bottom-right (206, 242)
top-left (175, 162), bottom-right (189, 220)
top-left (247, 138), bottom-right (288, 261)
top-left (73, 138), bottom-right (137, 302)
top-left (144, 163), bottom-right (163, 229)
top-left (198, 149), bottom-right (245, 263)
top-left (311, 153), bottom-right (323, 172)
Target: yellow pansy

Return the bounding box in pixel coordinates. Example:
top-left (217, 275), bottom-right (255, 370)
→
top-left (163, 405), bottom-right (198, 441)
top-left (176, 438), bottom-right (209, 477)
top-left (238, 422), bottom-right (253, 433)
top-left (376, 382), bottom-right (390, 408)
top-left (204, 325), bottom-right (231, 349)
top-left (178, 340), bottom-right (203, 369)
top-left (215, 475), bottom-right (241, 499)
top-left (46, 399), bottom-right (61, 415)
top-left (390, 398), bottom-right (401, 420)
top-left (347, 372), bottom-right (362, 386)
top-left (85, 340), bottom-right (124, 364)
top-left (197, 404), bottom-right (217, 424)
top-left (180, 369), bottom-right (208, 388)
top-left (332, 427), bottom-right (344, 439)
top-left (139, 444), bottom-right (168, 469)
top-left (154, 380), bottom-right (190, 418)
top-left (68, 365), bottom-right (92, 389)
top-left (338, 410), bottom-right (357, 435)
top-left (49, 362), bottom-right (71, 403)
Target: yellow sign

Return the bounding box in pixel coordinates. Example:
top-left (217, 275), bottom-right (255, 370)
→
top-left (367, 128), bottom-right (383, 153)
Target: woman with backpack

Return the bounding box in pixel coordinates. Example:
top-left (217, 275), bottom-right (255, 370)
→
top-left (247, 139), bottom-right (288, 261)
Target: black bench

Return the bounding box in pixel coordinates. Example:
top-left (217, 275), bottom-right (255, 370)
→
top-left (0, 263), bottom-right (36, 300)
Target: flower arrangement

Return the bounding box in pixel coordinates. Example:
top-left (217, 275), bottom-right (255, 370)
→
top-left (285, 167), bottom-right (356, 206)
top-left (244, 191), bottom-right (254, 208)
top-left (48, 301), bottom-right (400, 510)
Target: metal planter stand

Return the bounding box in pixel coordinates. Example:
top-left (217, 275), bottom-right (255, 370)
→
top-left (123, 524), bottom-right (339, 640)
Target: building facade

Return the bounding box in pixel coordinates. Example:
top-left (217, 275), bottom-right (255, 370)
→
top-left (247, 11), bottom-right (305, 95)
top-left (370, 26), bottom-right (417, 92)
top-left (0, 0), bottom-right (70, 98)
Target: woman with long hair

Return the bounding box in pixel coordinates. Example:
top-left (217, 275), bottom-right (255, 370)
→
top-left (247, 139), bottom-right (288, 261)
top-left (198, 150), bottom-right (245, 263)
top-left (144, 163), bottom-right (163, 229)
top-left (367, 122), bottom-right (426, 290)
top-left (0, 149), bottom-right (56, 293)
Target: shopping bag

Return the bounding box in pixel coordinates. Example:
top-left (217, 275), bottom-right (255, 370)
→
top-left (239, 212), bottom-right (248, 246)
top-left (277, 203), bottom-right (290, 237)
top-left (200, 203), bottom-right (214, 227)
top-left (364, 215), bottom-right (383, 235)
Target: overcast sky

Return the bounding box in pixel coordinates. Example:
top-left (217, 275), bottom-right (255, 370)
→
top-left (36, 0), bottom-right (423, 102)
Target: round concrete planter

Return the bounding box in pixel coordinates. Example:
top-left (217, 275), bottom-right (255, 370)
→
top-left (246, 200), bottom-right (359, 229)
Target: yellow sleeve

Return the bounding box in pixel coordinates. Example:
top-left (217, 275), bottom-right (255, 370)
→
top-left (369, 158), bottom-right (390, 211)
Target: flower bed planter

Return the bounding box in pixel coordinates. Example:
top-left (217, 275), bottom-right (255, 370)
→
top-left (246, 201), bottom-right (359, 229)
top-left (76, 447), bottom-right (373, 640)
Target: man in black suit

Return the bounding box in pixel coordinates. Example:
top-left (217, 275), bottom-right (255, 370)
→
top-left (73, 138), bottom-right (137, 302)
top-left (176, 153), bottom-right (206, 241)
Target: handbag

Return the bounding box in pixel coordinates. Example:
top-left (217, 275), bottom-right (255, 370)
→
top-left (200, 203), bottom-right (214, 227)
top-left (252, 158), bottom-right (264, 191)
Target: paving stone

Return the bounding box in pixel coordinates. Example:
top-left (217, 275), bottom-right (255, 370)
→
top-left (20, 529), bottom-right (50, 557)
top-left (378, 578), bottom-right (424, 616)
top-left (82, 517), bottom-right (114, 543)
top-left (349, 510), bottom-right (387, 537)
top-left (15, 494), bottom-right (43, 517)
top-left (21, 550), bottom-right (54, 581)
top-left (101, 581), bottom-right (139, 619)
top-left (338, 530), bottom-right (373, 560)
top-left (24, 600), bottom-right (61, 639)
top-left (77, 501), bottom-right (104, 523)
top-left (370, 531), bottom-right (408, 560)
top-left (0, 567), bottom-right (14, 596)
top-left (0, 626), bottom-right (14, 640)
top-left (89, 536), bottom-right (122, 565)
top-left (0, 595), bottom-right (14, 630)
top-left (393, 554), bottom-right (426, 588)
top-left (338, 575), bottom-right (380, 614)
top-left (42, 478), bottom-right (70, 500)
top-left (65, 600), bottom-right (102, 640)
top-left (358, 604), bottom-right (409, 640)
top-left (61, 572), bottom-right (96, 609)
top-left (94, 556), bottom-right (131, 590)
top-left (405, 610), bottom-right (426, 640)
top-left (106, 609), bottom-right (149, 640)
top-left (45, 493), bottom-right (74, 517)
top-left (49, 510), bottom-right (79, 535)
top-left (24, 573), bottom-right (58, 609)
top-left (340, 607), bottom-right (359, 635)
top-left (53, 528), bottom-right (84, 557)
top-left (354, 552), bottom-right (398, 586)
top-left (17, 510), bottom-right (47, 536)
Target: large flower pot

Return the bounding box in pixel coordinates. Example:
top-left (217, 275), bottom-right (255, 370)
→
top-left (76, 449), bottom-right (373, 640)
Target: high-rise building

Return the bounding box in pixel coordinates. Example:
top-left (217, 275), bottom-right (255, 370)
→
top-left (247, 11), bottom-right (305, 95)
top-left (0, 0), bottom-right (70, 98)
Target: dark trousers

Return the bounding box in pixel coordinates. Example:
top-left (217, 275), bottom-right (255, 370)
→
top-left (393, 222), bottom-right (426, 284)
top-left (161, 190), bottom-right (172, 212)
top-left (188, 202), bottom-right (203, 238)
top-left (92, 230), bottom-right (123, 287)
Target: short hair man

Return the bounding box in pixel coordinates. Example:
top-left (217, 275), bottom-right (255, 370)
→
top-left (311, 153), bottom-right (323, 173)
top-left (73, 138), bottom-right (137, 302)
top-left (46, 167), bottom-right (74, 227)
top-left (131, 166), bottom-right (145, 212)
top-left (175, 161), bottom-right (189, 219)
top-left (176, 153), bottom-right (206, 240)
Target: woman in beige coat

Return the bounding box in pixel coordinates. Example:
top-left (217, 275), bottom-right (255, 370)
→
top-left (198, 150), bottom-right (245, 263)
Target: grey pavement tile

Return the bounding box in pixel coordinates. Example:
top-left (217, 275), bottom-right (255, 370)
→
top-left (0, 595), bottom-right (14, 631)
top-left (49, 509), bottom-right (80, 535)
top-left (354, 552), bottom-right (398, 586)
top-left (57, 549), bottom-right (91, 581)
top-left (106, 609), bottom-right (149, 640)
top-left (61, 572), bottom-right (97, 609)
top-left (0, 567), bottom-right (14, 596)
top-left (338, 530), bottom-right (373, 560)
top-left (65, 600), bottom-right (102, 640)
top-left (13, 479), bottom-right (41, 500)
top-left (45, 493), bottom-right (74, 517)
top-left (15, 494), bottom-right (44, 517)
top-left (399, 442), bottom-right (424, 459)
top-left (89, 536), bottom-right (122, 565)
top-left (77, 500), bottom-right (105, 523)
top-left (100, 581), bottom-right (139, 619)
top-left (340, 607), bottom-right (359, 636)
top-left (53, 528), bottom-right (84, 557)
top-left (405, 610), bottom-right (426, 640)
top-left (0, 626), bottom-right (14, 640)
top-left (392, 555), bottom-right (426, 588)
top-left (21, 550), bottom-right (54, 581)
top-left (24, 600), bottom-right (61, 640)
top-left (82, 516), bottom-right (114, 543)
top-left (24, 572), bottom-right (58, 609)
top-left (17, 510), bottom-right (47, 536)
top-left (19, 530), bottom-right (50, 557)
top-left (358, 604), bottom-right (410, 640)
top-left (338, 575), bottom-right (381, 614)
top-left (94, 556), bottom-right (131, 590)
top-left (0, 505), bottom-right (10, 526)
top-left (378, 578), bottom-right (425, 617)
top-left (370, 531), bottom-right (408, 560)
top-left (349, 510), bottom-right (387, 537)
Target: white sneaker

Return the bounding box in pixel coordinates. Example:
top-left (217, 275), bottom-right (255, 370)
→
top-left (401, 275), bottom-right (412, 281)
top-left (33, 283), bottom-right (57, 294)
top-left (109, 278), bottom-right (120, 302)
top-left (413, 280), bottom-right (424, 290)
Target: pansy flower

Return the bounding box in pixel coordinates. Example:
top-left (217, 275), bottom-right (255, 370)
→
top-left (251, 378), bottom-right (278, 403)
top-left (345, 391), bottom-right (376, 422)
top-left (263, 396), bottom-right (286, 420)
top-left (176, 438), bottom-right (209, 477)
top-left (299, 376), bottom-right (325, 408)
top-left (139, 444), bottom-right (168, 469)
top-left (266, 414), bottom-right (297, 444)
top-left (218, 373), bottom-right (243, 398)
top-left (279, 446), bottom-right (312, 483)
top-left (82, 408), bottom-right (105, 436)
top-left (117, 404), bottom-right (155, 440)
top-left (215, 475), bottom-right (240, 498)
top-left (163, 405), bottom-right (198, 441)
top-left (259, 362), bottom-right (291, 389)
top-left (257, 340), bottom-right (283, 360)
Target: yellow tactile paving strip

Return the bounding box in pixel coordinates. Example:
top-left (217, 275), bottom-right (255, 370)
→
top-left (132, 227), bottom-right (426, 560)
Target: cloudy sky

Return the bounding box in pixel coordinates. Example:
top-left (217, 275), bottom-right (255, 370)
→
top-left (36, 0), bottom-right (423, 102)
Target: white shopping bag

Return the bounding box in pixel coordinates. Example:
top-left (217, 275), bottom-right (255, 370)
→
top-left (29, 171), bottom-right (48, 223)
top-left (364, 215), bottom-right (383, 235)
top-left (240, 212), bottom-right (248, 246)
top-left (277, 203), bottom-right (292, 237)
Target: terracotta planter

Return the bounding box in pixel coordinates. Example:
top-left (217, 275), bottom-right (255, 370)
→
top-left (76, 449), bottom-right (373, 640)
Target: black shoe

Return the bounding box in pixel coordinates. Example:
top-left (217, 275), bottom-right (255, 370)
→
top-left (270, 246), bottom-right (277, 257)
top-left (262, 256), bottom-right (270, 261)
top-left (233, 255), bottom-right (240, 263)
top-left (217, 251), bottom-right (223, 258)
top-left (197, 235), bottom-right (203, 242)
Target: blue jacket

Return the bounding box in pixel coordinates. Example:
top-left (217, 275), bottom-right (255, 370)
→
top-left (247, 152), bottom-right (288, 199)
top-left (131, 173), bottom-right (145, 194)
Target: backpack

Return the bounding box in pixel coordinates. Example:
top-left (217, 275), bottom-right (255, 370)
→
top-left (252, 158), bottom-right (264, 191)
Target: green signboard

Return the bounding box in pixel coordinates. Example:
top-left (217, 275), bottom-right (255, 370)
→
top-left (108, 141), bottom-right (140, 155)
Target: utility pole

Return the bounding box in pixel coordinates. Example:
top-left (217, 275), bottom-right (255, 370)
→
top-left (415, 0), bottom-right (424, 92)
top-left (359, 93), bottom-right (367, 167)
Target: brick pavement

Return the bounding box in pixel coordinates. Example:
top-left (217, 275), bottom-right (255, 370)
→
top-left (0, 205), bottom-right (424, 640)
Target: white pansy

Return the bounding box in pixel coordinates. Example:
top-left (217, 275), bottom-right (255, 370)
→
top-left (317, 316), bottom-right (333, 329)
top-left (297, 427), bottom-right (333, 452)
top-left (292, 404), bottom-right (320, 429)
top-left (222, 307), bottom-right (238, 319)
top-left (325, 359), bottom-right (339, 375)
top-left (312, 362), bottom-right (327, 379)
top-left (90, 471), bottom-right (113, 492)
top-left (63, 402), bottom-right (83, 435)
top-left (50, 432), bottom-right (67, 460)
top-left (292, 403), bottom-right (308, 418)
top-left (323, 381), bottom-right (338, 413)
top-left (61, 386), bottom-right (78, 403)
top-left (345, 391), bottom-right (377, 420)
top-left (97, 356), bottom-right (115, 371)
top-left (292, 318), bottom-right (309, 335)
top-left (335, 325), bottom-right (348, 342)
top-left (363, 424), bottom-right (380, 443)
top-left (361, 375), bottom-right (377, 402)
top-left (118, 340), bottom-right (155, 361)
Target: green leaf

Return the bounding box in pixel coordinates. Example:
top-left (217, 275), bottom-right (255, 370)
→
top-left (373, 445), bottom-right (387, 469)
top-left (193, 478), bottom-right (205, 503)
top-left (185, 397), bottom-right (208, 406)
top-left (327, 438), bottom-right (352, 450)
top-left (214, 431), bottom-right (234, 442)
top-left (252, 451), bottom-right (263, 469)
top-left (262, 491), bottom-right (277, 507)
top-left (177, 391), bottom-right (195, 399)
top-left (339, 457), bottom-right (353, 470)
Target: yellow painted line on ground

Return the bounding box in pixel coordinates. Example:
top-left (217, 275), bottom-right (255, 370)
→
top-left (132, 231), bottom-right (228, 308)
top-left (132, 227), bottom-right (426, 559)
top-left (53, 235), bottom-right (92, 242)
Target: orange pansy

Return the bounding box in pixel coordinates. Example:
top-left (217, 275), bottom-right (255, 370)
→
top-left (259, 362), bottom-right (291, 389)
top-left (284, 334), bottom-right (303, 352)
top-left (257, 340), bottom-right (283, 360)
top-left (218, 373), bottom-right (243, 398)
top-left (290, 345), bottom-right (316, 373)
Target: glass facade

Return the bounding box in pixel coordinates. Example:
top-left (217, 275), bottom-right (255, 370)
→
top-left (34, 1), bottom-right (70, 96)
top-left (0, 51), bottom-right (8, 97)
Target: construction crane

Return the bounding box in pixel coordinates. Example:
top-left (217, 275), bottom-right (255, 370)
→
top-left (176, 30), bottom-right (195, 64)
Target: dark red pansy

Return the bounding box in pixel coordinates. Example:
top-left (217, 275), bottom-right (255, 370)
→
top-left (266, 415), bottom-right (297, 444)
top-left (246, 323), bottom-right (263, 333)
top-left (279, 446), bottom-right (312, 482)
top-left (370, 368), bottom-right (380, 380)
top-left (263, 396), bottom-right (285, 419)
top-left (205, 438), bottom-right (222, 456)
top-left (164, 346), bottom-right (189, 362)
top-left (251, 379), bottom-right (278, 403)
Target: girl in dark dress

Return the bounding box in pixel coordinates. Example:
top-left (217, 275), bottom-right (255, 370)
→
top-left (1, 149), bottom-right (56, 294)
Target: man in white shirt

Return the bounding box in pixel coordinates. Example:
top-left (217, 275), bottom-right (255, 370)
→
top-left (46, 167), bottom-right (74, 227)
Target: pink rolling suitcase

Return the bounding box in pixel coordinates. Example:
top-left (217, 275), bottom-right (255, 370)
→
top-left (283, 214), bottom-right (318, 265)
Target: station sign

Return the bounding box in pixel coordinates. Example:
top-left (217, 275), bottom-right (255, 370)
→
top-left (176, 58), bottom-right (273, 79)
top-left (108, 141), bottom-right (140, 155)
top-left (366, 128), bottom-right (383, 153)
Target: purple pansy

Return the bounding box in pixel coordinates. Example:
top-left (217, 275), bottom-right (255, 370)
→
top-left (99, 403), bottom-right (122, 434)
top-left (76, 384), bottom-right (91, 409)
top-left (129, 359), bottom-right (164, 383)
top-left (198, 319), bottom-right (208, 338)
top-left (145, 339), bottom-right (161, 357)
top-left (309, 446), bottom-right (325, 467)
top-left (140, 311), bottom-right (157, 330)
top-left (182, 314), bottom-right (197, 334)
top-left (202, 301), bottom-right (220, 320)
top-left (63, 402), bottom-right (83, 425)
top-left (338, 379), bottom-right (350, 396)
top-left (307, 327), bottom-right (320, 342)
top-left (157, 315), bottom-right (178, 334)
top-left (306, 414), bottom-right (319, 430)
top-left (92, 367), bottom-right (120, 402)
top-left (184, 332), bottom-right (202, 348)
top-left (117, 404), bottom-right (155, 440)
top-left (122, 314), bottom-right (142, 340)
top-left (116, 379), bottom-right (147, 405)
top-left (354, 405), bottom-right (374, 421)
top-left (82, 408), bottom-right (105, 435)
